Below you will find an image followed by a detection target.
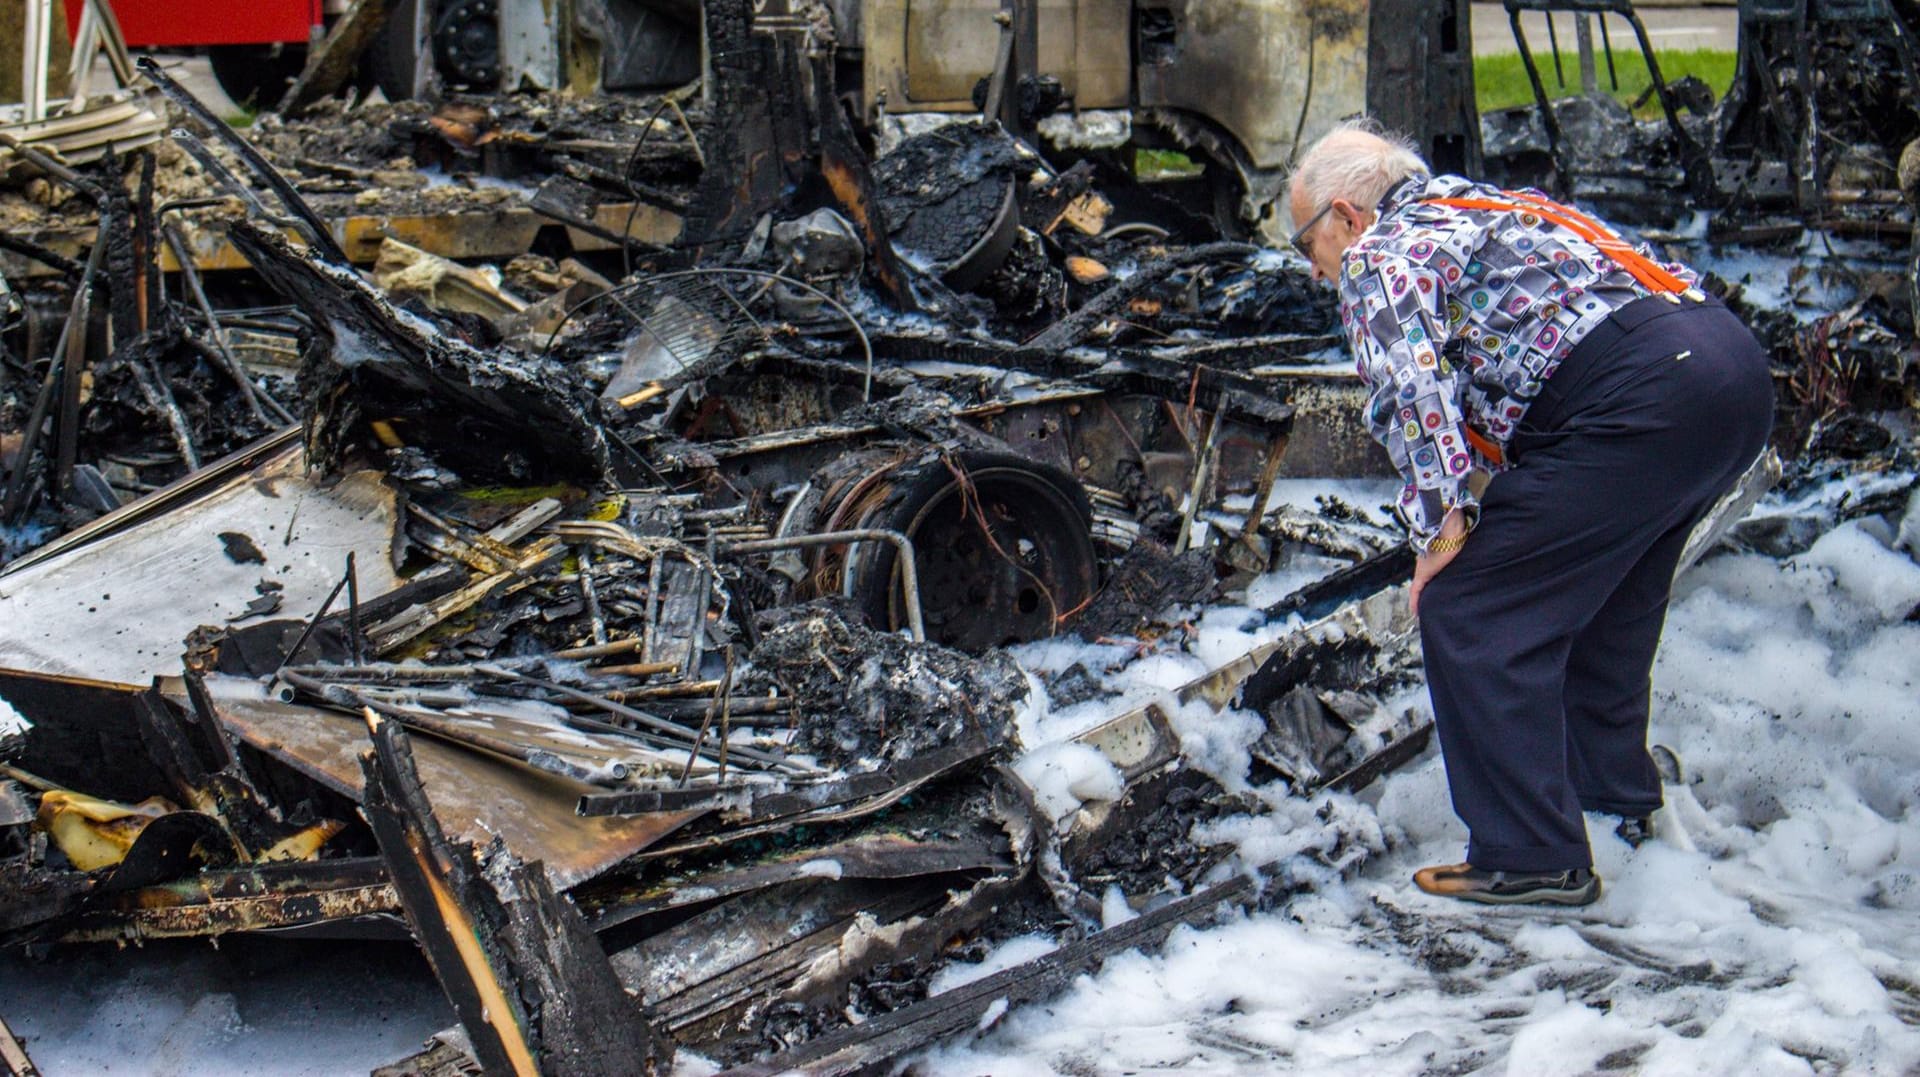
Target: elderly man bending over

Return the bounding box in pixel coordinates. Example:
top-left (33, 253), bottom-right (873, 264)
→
top-left (1286, 122), bottom-right (1772, 906)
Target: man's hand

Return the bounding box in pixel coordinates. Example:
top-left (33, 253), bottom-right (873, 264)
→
top-left (1410, 509), bottom-right (1470, 618)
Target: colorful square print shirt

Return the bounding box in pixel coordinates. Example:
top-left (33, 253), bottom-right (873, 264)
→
top-left (1336, 173), bottom-right (1700, 551)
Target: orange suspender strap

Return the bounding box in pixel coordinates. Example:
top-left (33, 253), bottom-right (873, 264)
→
top-left (1461, 426), bottom-right (1505, 467)
top-left (1421, 192), bottom-right (1697, 297)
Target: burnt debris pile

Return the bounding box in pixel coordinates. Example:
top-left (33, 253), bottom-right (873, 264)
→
top-left (0, 20), bottom-right (1426, 1071)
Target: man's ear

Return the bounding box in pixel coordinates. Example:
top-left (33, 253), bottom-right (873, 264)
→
top-left (1332, 198), bottom-right (1363, 232)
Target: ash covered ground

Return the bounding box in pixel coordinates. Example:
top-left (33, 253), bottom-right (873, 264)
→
top-left (3, 462), bottom-right (1917, 1075)
top-left (3, 6), bottom-right (1919, 1071)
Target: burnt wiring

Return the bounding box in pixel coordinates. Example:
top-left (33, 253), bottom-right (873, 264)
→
top-left (541, 267), bottom-right (877, 403)
top-left (937, 451), bottom-right (1065, 633)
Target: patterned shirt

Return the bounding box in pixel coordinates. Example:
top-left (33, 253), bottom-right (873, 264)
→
top-left (1337, 173), bottom-right (1700, 551)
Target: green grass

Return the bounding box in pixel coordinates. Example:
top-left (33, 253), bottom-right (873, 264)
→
top-left (1474, 47), bottom-right (1737, 118)
top-left (1134, 148), bottom-right (1206, 181)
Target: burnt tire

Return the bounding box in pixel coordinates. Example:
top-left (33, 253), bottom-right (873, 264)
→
top-left (838, 450), bottom-right (1097, 652)
top-left (206, 44), bottom-right (307, 111)
top-left (365, 0), bottom-right (425, 101)
top-left (432, 0), bottom-right (501, 88)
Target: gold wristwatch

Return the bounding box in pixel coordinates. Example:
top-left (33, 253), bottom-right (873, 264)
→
top-left (1425, 533), bottom-right (1468, 556)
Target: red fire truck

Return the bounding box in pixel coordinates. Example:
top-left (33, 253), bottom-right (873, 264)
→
top-left (68, 0), bottom-right (477, 107)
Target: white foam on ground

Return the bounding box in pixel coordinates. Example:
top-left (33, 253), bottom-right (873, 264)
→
top-left (926, 473), bottom-right (1920, 1075)
top-left (0, 695), bottom-right (28, 738)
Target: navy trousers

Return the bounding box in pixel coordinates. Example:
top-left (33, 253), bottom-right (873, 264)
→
top-left (1419, 296), bottom-right (1774, 872)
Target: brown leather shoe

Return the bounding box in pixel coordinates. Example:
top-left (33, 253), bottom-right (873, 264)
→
top-left (1413, 862), bottom-right (1601, 906)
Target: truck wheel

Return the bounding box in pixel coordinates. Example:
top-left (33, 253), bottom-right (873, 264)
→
top-left (432, 0), bottom-right (500, 89)
top-left (206, 44), bottom-right (307, 111)
top-left (809, 449), bottom-right (1098, 652)
top-left (365, 0), bottom-right (425, 101)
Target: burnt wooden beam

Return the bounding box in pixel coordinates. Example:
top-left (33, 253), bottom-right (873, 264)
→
top-left (360, 709), bottom-right (674, 1077)
top-left (721, 876), bottom-right (1253, 1076)
top-left (277, 0), bottom-right (391, 116)
top-left (0, 1012), bottom-right (38, 1077)
top-left (810, 54), bottom-right (918, 312)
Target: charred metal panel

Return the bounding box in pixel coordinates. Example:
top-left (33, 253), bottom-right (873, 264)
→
top-left (866, 0), bottom-right (1130, 110)
top-left (1134, 0), bottom-right (1369, 170)
top-left (1366, 0), bottom-right (1481, 175)
top-left (0, 672), bottom-right (167, 805)
top-left (501, 0), bottom-right (568, 91)
top-left (1256, 367), bottom-right (1395, 478)
top-left (0, 445), bottom-right (404, 686)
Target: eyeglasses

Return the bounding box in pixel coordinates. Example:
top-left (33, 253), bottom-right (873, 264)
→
top-left (1289, 202), bottom-right (1333, 258)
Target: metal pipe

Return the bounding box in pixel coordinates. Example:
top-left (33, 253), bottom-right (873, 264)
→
top-left (274, 568), bottom-right (354, 673)
top-left (3, 236), bottom-right (106, 523)
top-left (286, 662), bottom-right (486, 681)
top-left (1545, 11), bottom-right (1565, 86)
top-left (137, 59), bottom-right (351, 265)
top-left (590, 660), bottom-right (681, 679)
top-left (475, 665), bottom-right (818, 775)
top-left (553, 637), bottom-right (646, 661)
top-left (1598, 12), bottom-right (1619, 91)
top-left (21, 0), bottom-right (51, 123)
top-left (160, 223), bottom-right (289, 425)
top-left (722, 529), bottom-right (927, 642)
top-left (578, 546), bottom-right (608, 646)
top-left (346, 552), bottom-right (363, 666)
top-left (561, 711), bottom-right (717, 764)
top-left (604, 679), bottom-right (725, 700)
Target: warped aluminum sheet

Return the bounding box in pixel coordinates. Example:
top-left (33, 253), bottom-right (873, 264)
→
top-left (187, 677), bottom-right (702, 891)
top-left (0, 441), bottom-right (404, 686)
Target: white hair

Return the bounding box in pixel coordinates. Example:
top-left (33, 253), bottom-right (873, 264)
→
top-left (1289, 119), bottom-right (1429, 215)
